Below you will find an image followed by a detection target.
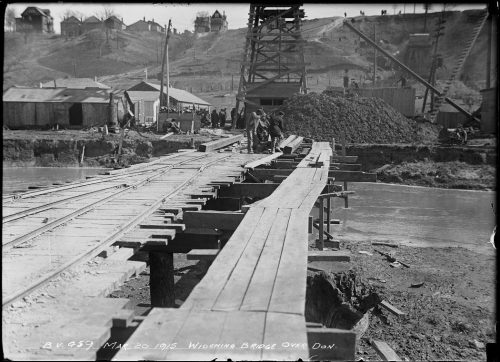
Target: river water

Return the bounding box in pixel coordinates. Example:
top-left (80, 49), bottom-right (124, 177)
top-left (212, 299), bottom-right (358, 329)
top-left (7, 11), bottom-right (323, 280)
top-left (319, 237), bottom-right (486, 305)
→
top-left (331, 182), bottom-right (496, 255)
top-left (2, 168), bottom-right (496, 254)
top-left (2, 167), bottom-right (108, 194)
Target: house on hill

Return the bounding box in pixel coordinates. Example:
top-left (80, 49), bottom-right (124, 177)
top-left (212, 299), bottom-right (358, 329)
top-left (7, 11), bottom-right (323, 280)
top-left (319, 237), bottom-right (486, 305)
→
top-left (40, 78), bottom-right (110, 89)
top-left (15, 7), bottom-right (54, 33)
top-left (60, 16), bottom-right (82, 37)
top-left (105, 16), bottom-right (126, 30)
top-left (2, 87), bottom-right (126, 128)
top-left (210, 10), bottom-right (228, 32)
top-left (127, 17), bottom-right (165, 33)
top-left (82, 16), bottom-right (102, 33)
top-left (194, 10), bottom-right (228, 33)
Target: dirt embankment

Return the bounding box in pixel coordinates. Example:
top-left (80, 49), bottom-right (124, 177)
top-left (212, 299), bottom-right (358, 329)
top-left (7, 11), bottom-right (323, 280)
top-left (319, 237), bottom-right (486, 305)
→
top-left (2, 130), bottom-right (213, 167)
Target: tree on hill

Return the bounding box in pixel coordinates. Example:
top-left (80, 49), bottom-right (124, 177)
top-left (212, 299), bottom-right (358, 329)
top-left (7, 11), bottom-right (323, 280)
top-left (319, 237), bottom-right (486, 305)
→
top-left (95, 6), bottom-right (119, 21)
top-left (61, 9), bottom-right (84, 22)
top-left (196, 11), bottom-right (210, 18)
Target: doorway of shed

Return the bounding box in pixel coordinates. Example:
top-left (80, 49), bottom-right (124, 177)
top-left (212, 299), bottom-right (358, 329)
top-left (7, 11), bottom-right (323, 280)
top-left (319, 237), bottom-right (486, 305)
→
top-left (69, 103), bottom-right (83, 126)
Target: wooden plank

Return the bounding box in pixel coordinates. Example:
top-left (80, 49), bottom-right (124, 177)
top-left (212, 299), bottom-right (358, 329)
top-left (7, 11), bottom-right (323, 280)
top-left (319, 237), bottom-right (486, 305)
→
top-left (251, 169), bottom-right (293, 180)
top-left (267, 209), bottom-right (309, 315)
top-left (308, 250), bottom-right (351, 262)
top-left (218, 183), bottom-right (280, 198)
top-left (213, 208), bottom-right (281, 311)
top-left (239, 209), bottom-right (292, 311)
top-left (244, 152), bottom-right (283, 169)
top-left (328, 170), bottom-right (377, 182)
top-left (283, 136), bottom-right (304, 154)
top-left (330, 155), bottom-right (358, 163)
top-left (186, 249), bottom-right (219, 261)
top-left (307, 328), bottom-right (356, 361)
top-left (213, 311), bottom-right (266, 360)
top-left (180, 208), bottom-right (265, 310)
top-left (371, 340), bottom-right (402, 361)
top-left (182, 211), bottom-right (245, 231)
top-left (278, 135), bottom-right (297, 148)
top-left (140, 223), bottom-right (185, 232)
top-left (113, 308), bottom-right (189, 361)
top-left (199, 134), bottom-right (244, 152)
top-left (379, 300), bottom-right (406, 316)
top-left (330, 163), bottom-right (362, 171)
top-left (261, 312), bottom-right (309, 360)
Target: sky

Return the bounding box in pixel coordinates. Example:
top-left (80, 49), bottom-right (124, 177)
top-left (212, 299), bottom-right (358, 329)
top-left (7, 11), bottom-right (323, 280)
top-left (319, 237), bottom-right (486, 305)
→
top-left (6, 2), bottom-right (487, 34)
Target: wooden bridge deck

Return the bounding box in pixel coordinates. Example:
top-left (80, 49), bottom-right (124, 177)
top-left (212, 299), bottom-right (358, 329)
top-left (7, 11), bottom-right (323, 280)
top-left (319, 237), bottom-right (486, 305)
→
top-left (113, 142), bottom-right (332, 361)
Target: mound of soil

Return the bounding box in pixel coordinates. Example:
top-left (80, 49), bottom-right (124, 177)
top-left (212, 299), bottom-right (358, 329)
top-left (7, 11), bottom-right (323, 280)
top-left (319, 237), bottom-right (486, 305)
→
top-left (279, 92), bottom-right (439, 144)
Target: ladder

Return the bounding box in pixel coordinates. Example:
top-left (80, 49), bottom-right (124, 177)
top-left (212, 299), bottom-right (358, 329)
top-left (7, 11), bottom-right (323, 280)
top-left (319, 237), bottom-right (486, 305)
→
top-left (429, 10), bottom-right (489, 121)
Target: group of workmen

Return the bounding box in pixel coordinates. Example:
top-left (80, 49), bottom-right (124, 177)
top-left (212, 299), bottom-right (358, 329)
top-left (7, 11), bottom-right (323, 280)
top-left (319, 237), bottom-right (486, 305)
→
top-left (200, 108), bottom-right (235, 129)
top-left (245, 108), bottom-right (285, 154)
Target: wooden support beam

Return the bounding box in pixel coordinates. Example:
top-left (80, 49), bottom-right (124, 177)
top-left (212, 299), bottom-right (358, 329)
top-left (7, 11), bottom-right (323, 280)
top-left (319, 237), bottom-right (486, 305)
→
top-left (139, 223), bottom-right (185, 232)
top-left (183, 211), bottom-right (245, 231)
top-left (371, 340), bottom-right (402, 361)
top-left (330, 163), bottom-right (362, 171)
top-left (218, 183), bottom-right (280, 198)
top-left (330, 155), bottom-right (358, 163)
top-left (307, 250), bottom-right (351, 262)
top-left (307, 328), bottom-right (356, 361)
top-left (198, 134), bottom-right (244, 152)
top-left (251, 168), bottom-right (293, 180)
top-left (283, 136), bottom-right (304, 154)
top-left (328, 170), bottom-right (377, 182)
top-left (149, 251), bottom-right (175, 308)
top-left (185, 249), bottom-right (351, 263)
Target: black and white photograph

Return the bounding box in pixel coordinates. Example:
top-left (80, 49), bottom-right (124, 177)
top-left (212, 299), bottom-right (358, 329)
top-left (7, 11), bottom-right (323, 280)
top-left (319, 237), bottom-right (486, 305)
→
top-left (2, 2), bottom-right (497, 360)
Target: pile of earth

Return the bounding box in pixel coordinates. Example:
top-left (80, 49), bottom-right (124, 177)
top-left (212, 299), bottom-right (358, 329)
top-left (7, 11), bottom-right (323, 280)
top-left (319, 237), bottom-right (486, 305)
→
top-left (279, 92), bottom-right (439, 144)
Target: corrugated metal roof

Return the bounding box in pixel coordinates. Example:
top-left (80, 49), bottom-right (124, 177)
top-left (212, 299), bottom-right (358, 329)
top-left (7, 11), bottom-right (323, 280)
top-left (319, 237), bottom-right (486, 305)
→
top-left (126, 91), bottom-right (160, 102)
top-left (3, 87), bottom-right (116, 103)
top-left (142, 82), bottom-right (212, 106)
top-left (41, 78), bottom-right (110, 89)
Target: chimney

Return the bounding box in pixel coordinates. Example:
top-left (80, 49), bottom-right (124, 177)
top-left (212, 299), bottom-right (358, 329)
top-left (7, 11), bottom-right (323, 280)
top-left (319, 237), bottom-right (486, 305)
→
top-left (53, 79), bottom-right (57, 87)
top-left (143, 16), bottom-right (145, 22)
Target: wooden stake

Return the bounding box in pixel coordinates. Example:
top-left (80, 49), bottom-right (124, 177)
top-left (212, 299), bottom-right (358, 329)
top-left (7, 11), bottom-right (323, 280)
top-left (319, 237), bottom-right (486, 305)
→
top-left (80, 145), bottom-right (85, 165)
top-left (317, 198), bottom-right (324, 250)
top-left (149, 251), bottom-right (175, 307)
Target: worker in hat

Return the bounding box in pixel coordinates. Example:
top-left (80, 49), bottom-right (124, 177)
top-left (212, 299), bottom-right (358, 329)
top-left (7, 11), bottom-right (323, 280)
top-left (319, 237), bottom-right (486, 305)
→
top-left (269, 111), bottom-right (285, 152)
top-left (246, 108), bottom-right (265, 153)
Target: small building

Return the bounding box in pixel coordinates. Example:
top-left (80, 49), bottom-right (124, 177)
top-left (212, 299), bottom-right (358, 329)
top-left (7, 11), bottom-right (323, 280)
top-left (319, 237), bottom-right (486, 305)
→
top-left (194, 16), bottom-right (211, 33)
top-left (126, 81), bottom-right (211, 125)
top-left (127, 17), bottom-right (164, 33)
top-left (15, 7), bottom-right (54, 33)
top-left (3, 87), bottom-right (126, 128)
top-left (246, 83), bottom-right (302, 114)
top-left (40, 78), bottom-right (111, 89)
top-left (60, 16), bottom-right (82, 37)
top-left (82, 16), bottom-right (102, 33)
top-left (104, 16), bottom-right (126, 31)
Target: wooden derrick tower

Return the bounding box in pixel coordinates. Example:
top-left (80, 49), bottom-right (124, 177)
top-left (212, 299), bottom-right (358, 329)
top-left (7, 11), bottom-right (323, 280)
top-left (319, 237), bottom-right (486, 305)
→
top-left (234, 4), bottom-right (307, 127)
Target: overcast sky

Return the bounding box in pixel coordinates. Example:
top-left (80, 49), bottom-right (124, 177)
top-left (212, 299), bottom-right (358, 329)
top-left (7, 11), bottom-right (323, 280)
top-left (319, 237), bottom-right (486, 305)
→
top-left (7, 2), bottom-right (487, 34)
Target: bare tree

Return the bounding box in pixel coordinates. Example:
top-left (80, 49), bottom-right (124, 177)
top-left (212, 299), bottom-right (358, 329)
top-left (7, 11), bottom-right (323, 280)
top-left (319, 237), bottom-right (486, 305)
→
top-left (196, 11), bottom-right (210, 18)
top-left (5, 7), bottom-right (16, 32)
top-left (95, 6), bottom-right (119, 21)
top-left (61, 9), bottom-right (84, 22)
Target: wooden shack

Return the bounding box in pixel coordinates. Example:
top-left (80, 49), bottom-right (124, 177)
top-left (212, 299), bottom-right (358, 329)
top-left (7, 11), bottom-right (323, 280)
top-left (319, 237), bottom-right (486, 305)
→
top-left (2, 87), bottom-right (125, 129)
top-left (355, 87), bottom-right (416, 116)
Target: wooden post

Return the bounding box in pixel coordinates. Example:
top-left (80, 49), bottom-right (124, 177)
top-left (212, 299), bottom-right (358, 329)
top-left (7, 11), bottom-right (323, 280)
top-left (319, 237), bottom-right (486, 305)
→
top-left (373, 24), bottom-right (377, 87)
top-left (80, 145), bottom-right (85, 165)
top-left (341, 133), bottom-right (348, 208)
top-left (331, 137), bottom-right (336, 154)
top-left (326, 196), bottom-right (331, 239)
top-left (158, 19), bottom-right (172, 132)
top-left (486, 11), bottom-right (492, 89)
top-left (317, 197), bottom-right (324, 250)
top-left (149, 251), bottom-right (175, 307)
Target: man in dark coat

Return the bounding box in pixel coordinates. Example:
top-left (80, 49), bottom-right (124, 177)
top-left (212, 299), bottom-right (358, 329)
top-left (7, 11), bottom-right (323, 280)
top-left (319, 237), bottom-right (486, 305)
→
top-left (269, 111), bottom-right (285, 152)
top-left (211, 109), bottom-right (219, 128)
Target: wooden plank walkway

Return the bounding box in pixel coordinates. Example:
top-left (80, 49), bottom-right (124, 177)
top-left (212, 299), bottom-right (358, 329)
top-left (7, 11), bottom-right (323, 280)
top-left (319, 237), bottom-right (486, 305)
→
top-left (114, 142), bottom-right (333, 361)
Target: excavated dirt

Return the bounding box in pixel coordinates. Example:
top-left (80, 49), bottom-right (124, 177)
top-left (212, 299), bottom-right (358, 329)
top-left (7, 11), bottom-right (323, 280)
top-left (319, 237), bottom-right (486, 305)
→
top-left (279, 92), bottom-right (440, 144)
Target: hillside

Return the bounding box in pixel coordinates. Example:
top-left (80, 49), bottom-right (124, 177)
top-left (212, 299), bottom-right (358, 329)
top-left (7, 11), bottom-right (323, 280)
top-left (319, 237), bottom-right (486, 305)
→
top-left (3, 8), bottom-right (492, 105)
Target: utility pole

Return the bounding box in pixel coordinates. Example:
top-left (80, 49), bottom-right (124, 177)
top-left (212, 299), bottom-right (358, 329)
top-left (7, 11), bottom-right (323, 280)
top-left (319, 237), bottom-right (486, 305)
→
top-left (373, 24), bottom-right (377, 87)
top-left (158, 19), bottom-right (172, 132)
top-left (486, 9), bottom-right (492, 89)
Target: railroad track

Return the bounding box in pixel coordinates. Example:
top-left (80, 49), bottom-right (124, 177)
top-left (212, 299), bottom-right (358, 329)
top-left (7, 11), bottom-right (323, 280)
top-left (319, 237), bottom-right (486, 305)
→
top-left (2, 151), bottom-right (234, 308)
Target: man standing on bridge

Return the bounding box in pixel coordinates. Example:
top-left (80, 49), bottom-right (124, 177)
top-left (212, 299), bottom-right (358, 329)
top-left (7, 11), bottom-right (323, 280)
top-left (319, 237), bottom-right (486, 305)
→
top-left (246, 108), bottom-right (265, 153)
